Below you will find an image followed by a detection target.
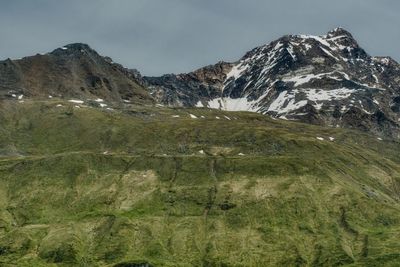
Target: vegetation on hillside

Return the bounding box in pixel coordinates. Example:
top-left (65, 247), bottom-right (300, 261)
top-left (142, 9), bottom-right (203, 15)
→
top-left (0, 99), bottom-right (400, 266)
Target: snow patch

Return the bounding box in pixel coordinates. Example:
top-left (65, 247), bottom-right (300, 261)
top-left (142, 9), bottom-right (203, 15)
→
top-left (68, 99), bottom-right (84, 104)
top-left (304, 43), bottom-right (312, 51)
top-left (267, 91), bottom-right (309, 114)
top-left (297, 88), bottom-right (356, 102)
top-left (197, 97), bottom-right (260, 112)
top-left (287, 44), bottom-right (297, 60)
top-left (282, 72), bottom-right (335, 87)
top-left (372, 74), bottom-right (379, 84)
top-left (225, 62), bottom-right (250, 82)
top-left (320, 46), bottom-right (340, 61)
top-left (299, 34), bottom-right (331, 48)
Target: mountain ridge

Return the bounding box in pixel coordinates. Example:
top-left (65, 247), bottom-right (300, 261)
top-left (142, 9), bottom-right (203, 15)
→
top-left (1, 28), bottom-right (400, 266)
top-left (1, 28), bottom-right (400, 138)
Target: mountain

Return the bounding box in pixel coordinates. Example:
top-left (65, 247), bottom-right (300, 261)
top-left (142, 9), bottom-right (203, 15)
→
top-left (1, 29), bottom-right (399, 138)
top-left (1, 29), bottom-right (400, 266)
top-left (0, 43), bottom-right (153, 103)
top-left (144, 28), bottom-right (400, 138)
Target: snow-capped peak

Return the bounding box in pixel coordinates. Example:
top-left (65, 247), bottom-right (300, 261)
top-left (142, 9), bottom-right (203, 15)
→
top-left (145, 28), bottom-right (400, 138)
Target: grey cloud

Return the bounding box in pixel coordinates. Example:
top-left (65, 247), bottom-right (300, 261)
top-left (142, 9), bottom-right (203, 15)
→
top-left (0, 0), bottom-right (398, 76)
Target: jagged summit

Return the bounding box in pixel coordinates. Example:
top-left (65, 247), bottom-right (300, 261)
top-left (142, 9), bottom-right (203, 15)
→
top-left (49, 43), bottom-right (100, 58)
top-left (63, 42), bottom-right (92, 50)
top-left (327, 27), bottom-right (354, 38)
top-left (57, 43), bottom-right (92, 51)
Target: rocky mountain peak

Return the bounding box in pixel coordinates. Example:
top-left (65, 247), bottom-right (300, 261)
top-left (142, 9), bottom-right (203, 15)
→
top-left (145, 28), bottom-right (400, 138)
top-left (0, 42), bottom-right (154, 103)
top-left (49, 43), bottom-right (99, 57)
top-left (64, 42), bottom-right (92, 50)
top-left (327, 27), bottom-right (354, 38)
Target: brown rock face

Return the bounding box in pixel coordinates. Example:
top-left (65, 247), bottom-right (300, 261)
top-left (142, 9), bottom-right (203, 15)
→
top-left (0, 43), bottom-right (153, 104)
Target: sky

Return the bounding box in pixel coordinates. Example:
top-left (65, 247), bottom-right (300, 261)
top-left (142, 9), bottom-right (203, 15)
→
top-left (0, 0), bottom-right (399, 76)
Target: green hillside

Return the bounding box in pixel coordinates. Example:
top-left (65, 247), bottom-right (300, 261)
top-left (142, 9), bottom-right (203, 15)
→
top-left (0, 99), bottom-right (400, 266)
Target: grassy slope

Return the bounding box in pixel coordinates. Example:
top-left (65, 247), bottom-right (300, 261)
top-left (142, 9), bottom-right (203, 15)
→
top-left (0, 99), bottom-right (400, 266)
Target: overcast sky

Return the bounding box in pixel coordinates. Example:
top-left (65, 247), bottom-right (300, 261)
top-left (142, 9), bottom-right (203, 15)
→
top-left (0, 0), bottom-right (398, 76)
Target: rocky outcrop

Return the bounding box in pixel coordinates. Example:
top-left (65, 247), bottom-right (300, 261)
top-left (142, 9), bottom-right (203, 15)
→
top-left (144, 61), bottom-right (233, 106)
